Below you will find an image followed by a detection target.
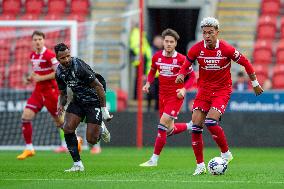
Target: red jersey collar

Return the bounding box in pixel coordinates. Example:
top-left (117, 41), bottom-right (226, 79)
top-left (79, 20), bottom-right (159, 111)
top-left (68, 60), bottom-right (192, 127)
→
top-left (35, 46), bottom-right (47, 55)
top-left (162, 50), bottom-right (177, 57)
top-left (203, 39), bottom-right (220, 49)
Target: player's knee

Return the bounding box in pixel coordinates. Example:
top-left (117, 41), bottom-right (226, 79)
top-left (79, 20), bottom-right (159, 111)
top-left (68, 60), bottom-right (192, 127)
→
top-left (63, 123), bottom-right (75, 134)
top-left (87, 136), bottom-right (98, 145)
top-left (21, 108), bottom-right (35, 120)
top-left (204, 118), bottom-right (218, 127)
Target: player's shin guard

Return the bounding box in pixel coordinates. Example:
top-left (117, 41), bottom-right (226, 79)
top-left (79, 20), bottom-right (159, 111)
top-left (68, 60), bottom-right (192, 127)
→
top-left (205, 118), bottom-right (229, 153)
top-left (21, 119), bottom-right (32, 144)
top-left (192, 125), bottom-right (204, 164)
top-left (64, 133), bottom-right (81, 162)
top-left (153, 124), bottom-right (167, 155)
top-left (167, 123), bottom-right (188, 137)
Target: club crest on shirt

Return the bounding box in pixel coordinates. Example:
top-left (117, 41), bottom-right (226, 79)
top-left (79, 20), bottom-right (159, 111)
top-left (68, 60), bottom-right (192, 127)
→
top-left (173, 59), bottom-right (177, 65)
top-left (158, 58), bottom-right (162, 62)
top-left (200, 51), bottom-right (204, 56)
top-left (217, 50), bottom-right (222, 57)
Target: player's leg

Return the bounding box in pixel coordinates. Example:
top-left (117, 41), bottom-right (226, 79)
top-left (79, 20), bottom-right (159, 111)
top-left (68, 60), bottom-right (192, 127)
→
top-left (17, 91), bottom-right (43, 160)
top-left (191, 109), bottom-right (207, 175)
top-left (165, 97), bottom-right (192, 137)
top-left (206, 92), bottom-right (233, 163)
top-left (90, 141), bottom-right (102, 154)
top-left (63, 102), bottom-right (84, 172)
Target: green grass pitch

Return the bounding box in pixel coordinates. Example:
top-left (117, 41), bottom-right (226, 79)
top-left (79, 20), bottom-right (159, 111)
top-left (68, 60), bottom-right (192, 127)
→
top-left (0, 147), bottom-right (284, 189)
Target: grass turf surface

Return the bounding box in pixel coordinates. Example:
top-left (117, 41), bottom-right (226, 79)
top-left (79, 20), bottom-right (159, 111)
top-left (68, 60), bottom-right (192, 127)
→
top-left (0, 147), bottom-right (284, 189)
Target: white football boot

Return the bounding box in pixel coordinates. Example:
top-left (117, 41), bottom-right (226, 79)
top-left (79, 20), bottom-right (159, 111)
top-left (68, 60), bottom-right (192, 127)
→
top-left (64, 165), bottom-right (84, 172)
top-left (139, 159), bottom-right (158, 167)
top-left (101, 122), bottom-right (111, 143)
top-left (221, 151), bottom-right (233, 163)
top-left (193, 163), bottom-right (206, 176)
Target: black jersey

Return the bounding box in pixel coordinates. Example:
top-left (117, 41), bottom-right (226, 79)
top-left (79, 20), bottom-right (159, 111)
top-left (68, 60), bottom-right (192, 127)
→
top-left (56, 57), bottom-right (100, 104)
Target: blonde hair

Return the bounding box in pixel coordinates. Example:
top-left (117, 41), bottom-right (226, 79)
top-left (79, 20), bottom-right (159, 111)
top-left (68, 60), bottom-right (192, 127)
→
top-left (200, 17), bottom-right (219, 29)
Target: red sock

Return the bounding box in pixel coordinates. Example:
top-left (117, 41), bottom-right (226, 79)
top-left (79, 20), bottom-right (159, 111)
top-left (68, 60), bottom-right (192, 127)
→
top-left (22, 119), bottom-right (32, 144)
top-left (205, 119), bottom-right (229, 153)
top-left (153, 124), bottom-right (167, 155)
top-left (192, 125), bottom-right (204, 164)
top-left (172, 123), bottom-right (188, 135)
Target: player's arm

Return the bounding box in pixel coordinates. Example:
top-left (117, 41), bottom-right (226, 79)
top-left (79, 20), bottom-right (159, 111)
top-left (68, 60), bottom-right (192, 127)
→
top-left (32, 57), bottom-right (59, 82)
top-left (143, 56), bottom-right (158, 93)
top-left (230, 48), bottom-right (264, 96)
top-left (176, 44), bottom-right (198, 83)
top-left (78, 61), bottom-right (112, 121)
top-left (176, 64), bottom-right (196, 99)
top-left (55, 71), bottom-right (67, 116)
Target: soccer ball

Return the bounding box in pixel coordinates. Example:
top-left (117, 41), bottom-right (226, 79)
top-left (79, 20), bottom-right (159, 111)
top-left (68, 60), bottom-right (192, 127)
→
top-left (207, 157), bottom-right (228, 175)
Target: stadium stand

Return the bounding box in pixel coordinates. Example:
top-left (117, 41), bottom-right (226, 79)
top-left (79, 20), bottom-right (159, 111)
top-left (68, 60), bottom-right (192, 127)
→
top-left (47, 0), bottom-right (67, 15)
top-left (257, 15), bottom-right (277, 40)
top-left (253, 40), bottom-right (273, 65)
top-left (25, 0), bottom-right (44, 16)
top-left (2, 0), bottom-right (21, 16)
top-left (261, 0), bottom-right (280, 16)
top-left (272, 64), bottom-right (284, 89)
top-left (276, 40), bottom-right (284, 64)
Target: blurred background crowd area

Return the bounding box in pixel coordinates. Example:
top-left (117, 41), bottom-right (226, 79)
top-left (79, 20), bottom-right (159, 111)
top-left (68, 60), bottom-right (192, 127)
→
top-left (0, 0), bottom-right (282, 112)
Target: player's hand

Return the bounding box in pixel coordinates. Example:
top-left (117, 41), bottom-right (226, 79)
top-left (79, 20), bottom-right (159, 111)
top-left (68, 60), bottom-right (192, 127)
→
top-left (101, 107), bottom-right (113, 122)
top-left (23, 74), bottom-right (32, 84)
top-left (31, 73), bottom-right (43, 83)
top-left (253, 85), bottom-right (264, 96)
top-left (57, 105), bottom-right (65, 117)
top-left (142, 82), bottom-right (150, 93)
top-left (175, 74), bottom-right (185, 83)
top-left (176, 88), bottom-right (186, 99)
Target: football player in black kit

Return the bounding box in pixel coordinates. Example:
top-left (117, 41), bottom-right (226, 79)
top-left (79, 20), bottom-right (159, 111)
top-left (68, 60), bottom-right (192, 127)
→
top-left (55, 43), bottom-right (112, 172)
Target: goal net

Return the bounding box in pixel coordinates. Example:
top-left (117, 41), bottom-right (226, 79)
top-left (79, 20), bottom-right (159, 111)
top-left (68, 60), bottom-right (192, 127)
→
top-left (0, 12), bottom-right (134, 150)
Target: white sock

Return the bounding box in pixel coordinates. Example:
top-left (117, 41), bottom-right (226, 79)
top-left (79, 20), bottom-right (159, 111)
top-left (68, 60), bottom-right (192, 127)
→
top-left (74, 160), bottom-right (84, 167)
top-left (61, 140), bottom-right (67, 147)
top-left (186, 121), bottom-right (193, 130)
top-left (221, 151), bottom-right (231, 157)
top-left (26, 144), bottom-right (34, 151)
top-left (151, 154), bottom-right (159, 162)
top-left (197, 162), bottom-right (205, 167)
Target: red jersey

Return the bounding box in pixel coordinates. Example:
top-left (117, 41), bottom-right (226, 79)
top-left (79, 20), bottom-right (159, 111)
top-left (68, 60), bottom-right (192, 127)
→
top-left (180, 40), bottom-right (254, 90)
top-left (30, 47), bottom-right (59, 91)
top-left (147, 50), bottom-right (194, 95)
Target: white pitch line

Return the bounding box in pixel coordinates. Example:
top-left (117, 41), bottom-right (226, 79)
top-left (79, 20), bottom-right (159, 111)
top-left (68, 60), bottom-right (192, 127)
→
top-left (1, 179), bottom-right (283, 184)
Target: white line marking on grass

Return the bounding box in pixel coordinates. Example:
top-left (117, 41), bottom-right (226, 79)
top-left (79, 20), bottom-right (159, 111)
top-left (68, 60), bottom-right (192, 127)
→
top-left (1, 179), bottom-right (284, 184)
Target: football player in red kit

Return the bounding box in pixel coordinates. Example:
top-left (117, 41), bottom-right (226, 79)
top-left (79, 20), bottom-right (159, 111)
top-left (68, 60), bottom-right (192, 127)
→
top-left (176, 17), bottom-right (263, 175)
top-left (140, 29), bottom-right (195, 167)
top-left (17, 31), bottom-right (65, 160)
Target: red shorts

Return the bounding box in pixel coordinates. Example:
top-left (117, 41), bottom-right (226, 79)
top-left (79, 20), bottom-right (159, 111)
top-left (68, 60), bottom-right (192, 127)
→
top-left (192, 87), bottom-right (232, 114)
top-left (25, 87), bottom-right (59, 116)
top-left (159, 93), bottom-right (184, 119)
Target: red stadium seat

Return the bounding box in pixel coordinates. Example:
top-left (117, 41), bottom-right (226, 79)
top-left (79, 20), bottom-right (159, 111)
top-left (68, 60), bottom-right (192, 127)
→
top-left (257, 15), bottom-right (277, 40)
top-left (44, 13), bottom-right (65, 20)
top-left (19, 13), bottom-right (40, 20)
top-left (14, 40), bottom-right (32, 66)
top-left (276, 40), bottom-right (284, 64)
top-left (279, 17), bottom-right (284, 38)
top-left (261, 0), bottom-right (280, 16)
top-left (253, 40), bottom-right (273, 65)
top-left (48, 0), bottom-right (67, 14)
top-left (0, 66), bottom-right (5, 88)
top-left (8, 63), bottom-right (30, 90)
top-left (272, 65), bottom-right (284, 89)
top-left (70, 0), bottom-right (90, 16)
top-left (0, 14), bottom-right (16, 20)
top-left (25, 0), bottom-right (44, 15)
top-left (2, 0), bottom-right (21, 15)
top-left (66, 14), bottom-right (87, 22)
top-left (0, 40), bottom-right (11, 67)
top-left (253, 64), bottom-right (269, 86)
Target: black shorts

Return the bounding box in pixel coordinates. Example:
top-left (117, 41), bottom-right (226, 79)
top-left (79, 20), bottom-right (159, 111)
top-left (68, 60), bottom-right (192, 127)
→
top-left (66, 101), bottom-right (102, 125)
